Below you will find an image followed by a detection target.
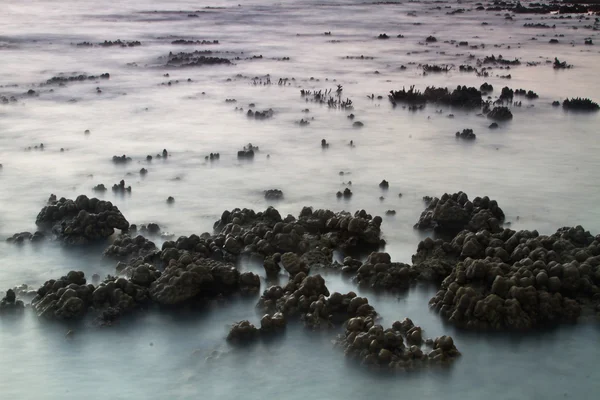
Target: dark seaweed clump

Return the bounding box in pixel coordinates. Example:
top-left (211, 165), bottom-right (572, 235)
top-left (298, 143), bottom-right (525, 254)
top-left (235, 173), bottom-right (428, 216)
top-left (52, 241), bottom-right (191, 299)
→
top-left (562, 98), bottom-right (599, 111)
top-left (171, 39), bottom-right (219, 45)
top-left (166, 51), bottom-right (231, 67)
top-left (46, 73), bottom-right (110, 85)
top-left (389, 85), bottom-right (482, 108)
top-left (481, 55), bottom-right (520, 66)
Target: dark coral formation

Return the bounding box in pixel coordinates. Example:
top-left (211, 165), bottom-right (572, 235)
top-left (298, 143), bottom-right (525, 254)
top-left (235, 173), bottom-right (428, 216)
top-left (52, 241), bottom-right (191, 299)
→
top-left (45, 73), bottom-right (110, 85)
top-left (34, 195), bottom-right (129, 245)
top-left (165, 50), bottom-right (231, 67)
top-left (456, 128), bottom-right (476, 140)
top-left (103, 234), bottom-right (157, 261)
top-left (429, 226), bottom-right (600, 330)
top-left (148, 256), bottom-right (259, 305)
top-left (414, 192), bottom-right (505, 234)
top-left (487, 106), bottom-right (513, 121)
top-left (562, 98), bottom-right (599, 111)
top-left (389, 85), bottom-right (482, 108)
top-left (337, 317), bottom-right (460, 369)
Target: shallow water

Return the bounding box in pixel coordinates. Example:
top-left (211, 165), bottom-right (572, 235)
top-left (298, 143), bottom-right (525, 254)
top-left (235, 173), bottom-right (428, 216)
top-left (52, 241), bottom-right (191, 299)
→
top-left (1, 0), bottom-right (600, 398)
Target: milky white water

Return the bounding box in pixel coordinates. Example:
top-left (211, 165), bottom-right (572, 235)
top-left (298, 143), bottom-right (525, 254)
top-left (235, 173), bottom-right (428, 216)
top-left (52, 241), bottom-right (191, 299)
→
top-left (1, 0), bottom-right (600, 399)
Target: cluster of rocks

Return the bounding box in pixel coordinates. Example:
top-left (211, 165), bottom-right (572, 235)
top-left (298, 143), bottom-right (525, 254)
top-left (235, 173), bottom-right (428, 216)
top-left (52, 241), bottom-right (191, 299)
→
top-left (336, 188), bottom-right (353, 199)
top-left (33, 195), bottom-right (129, 245)
top-left (212, 206), bottom-right (383, 261)
top-left (247, 108), bottom-right (274, 120)
top-left (230, 271), bottom-right (461, 370)
top-left (486, 106), bottom-right (513, 121)
top-left (5, 231), bottom-right (46, 244)
top-left (103, 234), bottom-right (157, 261)
top-left (480, 82), bottom-right (493, 92)
top-left (237, 143), bottom-right (258, 159)
top-left (514, 89), bottom-right (538, 99)
top-left (353, 252), bottom-right (412, 290)
top-left (112, 180), bottom-right (132, 193)
top-left (337, 316), bottom-right (460, 370)
top-left (226, 314), bottom-right (286, 343)
top-left (112, 155), bottom-right (132, 164)
top-left (148, 256), bottom-right (260, 305)
top-left (428, 225), bottom-right (600, 330)
top-left (93, 184), bottom-right (107, 192)
top-left (146, 149), bottom-right (170, 160)
top-left (264, 189), bottom-right (283, 200)
top-left (414, 192), bottom-right (505, 234)
top-left (31, 271), bottom-right (148, 323)
top-left (455, 128), bottom-right (476, 140)
top-left (99, 40), bottom-right (141, 47)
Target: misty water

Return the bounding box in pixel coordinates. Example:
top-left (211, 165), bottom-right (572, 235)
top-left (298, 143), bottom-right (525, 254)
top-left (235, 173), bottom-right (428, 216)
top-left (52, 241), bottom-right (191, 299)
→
top-left (1, 0), bottom-right (600, 398)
